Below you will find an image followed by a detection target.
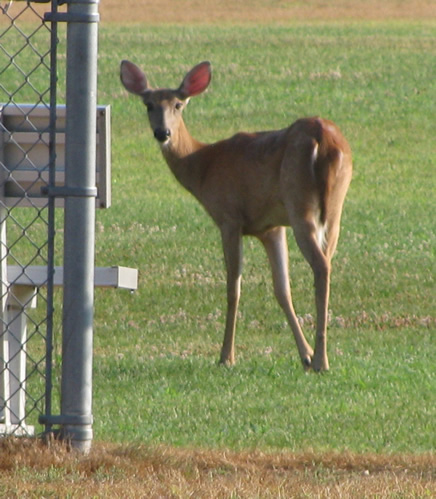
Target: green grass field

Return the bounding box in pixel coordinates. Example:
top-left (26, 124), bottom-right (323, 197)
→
top-left (1, 4), bottom-right (435, 496)
top-left (86, 22), bottom-right (435, 452)
top-left (3, 17), bottom-right (435, 453)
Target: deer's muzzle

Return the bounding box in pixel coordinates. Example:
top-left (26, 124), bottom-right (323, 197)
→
top-left (154, 128), bottom-right (171, 143)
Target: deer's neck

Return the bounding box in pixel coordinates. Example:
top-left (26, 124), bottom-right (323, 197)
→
top-left (160, 119), bottom-right (207, 195)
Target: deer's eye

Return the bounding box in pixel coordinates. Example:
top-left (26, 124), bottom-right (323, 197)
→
top-left (175, 102), bottom-right (183, 111)
top-left (145, 102), bottom-right (154, 112)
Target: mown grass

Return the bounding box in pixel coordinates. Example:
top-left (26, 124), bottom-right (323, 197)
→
top-left (1, 5), bottom-right (435, 459)
top-left (1, 2), bottom-right (435, 496)
top-left (94, 337), bottom-right (434, 452)
top-left (86, 21), bottom-right (436, 452)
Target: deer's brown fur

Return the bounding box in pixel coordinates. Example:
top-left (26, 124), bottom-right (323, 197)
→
top-left (120, 60), bottom-right (352, 371)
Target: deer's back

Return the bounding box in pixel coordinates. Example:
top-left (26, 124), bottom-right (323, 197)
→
top-left (193, 117), bottom-right (351, 235)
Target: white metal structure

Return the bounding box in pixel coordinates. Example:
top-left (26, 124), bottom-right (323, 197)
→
top-left (0, 101), bottom-right (137, 440)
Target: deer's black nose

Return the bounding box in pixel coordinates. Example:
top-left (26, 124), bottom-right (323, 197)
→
top-left (154, 128), bottom-right (171, 142)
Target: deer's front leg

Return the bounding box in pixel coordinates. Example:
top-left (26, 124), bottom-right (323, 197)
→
top-left (219, 226), bottom-right (243, 366)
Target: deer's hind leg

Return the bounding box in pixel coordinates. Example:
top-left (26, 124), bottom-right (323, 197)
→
top-left (280, 138), bottom-right (333, 371)
top-left (259, 227), bottom-right (314, 368)
top-left (290, 220), bottom-right (332, 371)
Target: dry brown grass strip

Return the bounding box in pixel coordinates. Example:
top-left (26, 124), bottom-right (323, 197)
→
top-left (0, 438), bottom-right (434, 497)
top-left (99, 0), bottom-right (436, 23)
top-left (12, 0), bottom-right (436, 24)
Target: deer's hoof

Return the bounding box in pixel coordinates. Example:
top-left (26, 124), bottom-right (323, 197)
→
top-left (219, 357), bottom-right (235, 367)
top-left (302, 355), bottom-right (312, 370)
top-left (312, 359), bottom-right (329, 373)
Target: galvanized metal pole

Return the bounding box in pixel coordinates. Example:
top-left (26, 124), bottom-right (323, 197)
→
top-left (60, 0), bottom-right (100, 453)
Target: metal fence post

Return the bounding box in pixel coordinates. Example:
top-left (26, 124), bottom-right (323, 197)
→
top-left (59, 0), bottom-right (100, 453)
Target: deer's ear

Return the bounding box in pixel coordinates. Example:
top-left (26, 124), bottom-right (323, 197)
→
top-left (120, 60), bottom-right (149, 95)
top-left (178, 61), bottom-right (211, 99)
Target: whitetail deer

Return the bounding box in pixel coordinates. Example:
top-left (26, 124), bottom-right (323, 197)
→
top-left (120, 60), bottom-right (352, 371)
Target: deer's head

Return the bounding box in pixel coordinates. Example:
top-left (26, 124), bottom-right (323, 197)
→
top-left (120, 60), bottom-right (211, 145)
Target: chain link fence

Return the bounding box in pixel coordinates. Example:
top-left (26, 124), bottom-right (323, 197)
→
top-left (1, 1), bottom-right (132, 450)
top-left (0, 0), bottom-right (59, 436)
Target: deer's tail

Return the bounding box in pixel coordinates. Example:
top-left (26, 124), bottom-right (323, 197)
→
top-left (309, 122), bottom-right (345, 250)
